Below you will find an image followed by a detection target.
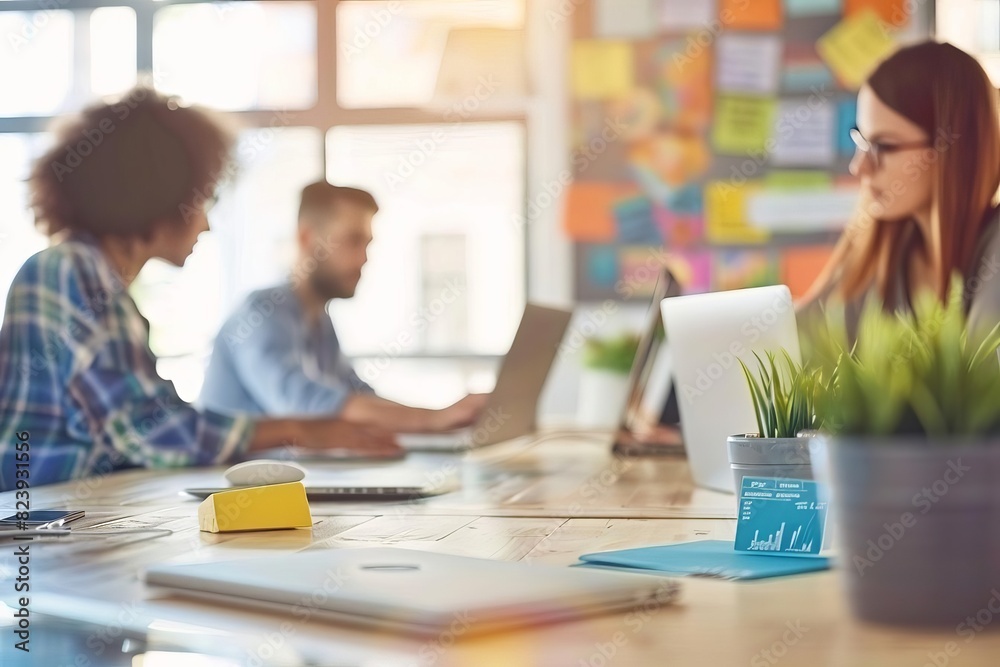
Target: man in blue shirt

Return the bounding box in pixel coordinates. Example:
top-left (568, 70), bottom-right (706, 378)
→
top-left (201, 181), bottom-right (486, 432)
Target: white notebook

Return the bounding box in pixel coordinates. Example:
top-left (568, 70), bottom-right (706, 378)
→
top-left (145, 547), bottom-right (679, 636)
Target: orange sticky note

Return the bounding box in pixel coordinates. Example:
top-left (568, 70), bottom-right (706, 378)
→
top-left (845, 0), bottom-right (909, 27)
top-left (563, 183), bottom-right (634, 242)
top-left (720, 0), bottom-right (783, 31)
top-left (781, 246), bottom-right (835, 299)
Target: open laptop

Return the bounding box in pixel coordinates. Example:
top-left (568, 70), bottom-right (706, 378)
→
top-left (398, 303), bottom-right (572, 452)
top-left (612, 268), bottom-right (684, 456)
top-left (660, 285), bottom-right (800, 494)
top-left (145, 547), bottom-right (678, 637)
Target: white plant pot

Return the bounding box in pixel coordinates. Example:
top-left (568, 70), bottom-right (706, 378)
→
top-left (577, 369), bottom-right (630, 428)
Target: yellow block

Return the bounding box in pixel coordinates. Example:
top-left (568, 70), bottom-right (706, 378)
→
top-left (198, 482), bottom-right (312, 533)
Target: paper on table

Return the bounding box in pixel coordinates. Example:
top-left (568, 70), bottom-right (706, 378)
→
top-left (705, 180), bottom-right (770, 244)
top-left (571, 40), bottom-right (634, 100)
top-left (785, 0), bottom-right (842, 16)
top-left (720, 0), bottom-right (783, 30)
top-left (845, 0), bottom-right (910, 26)
top-left (716, 35), bottom-right (783, 95)
top-left (564, 182), bottom-right (635, 241)
top-left (817, 9), bottom-right (896, 89)
top-left (712, 95), bottom-right (776, 155)
top-left (660, 0), bottom-right (717, 31)
top-left (771, 98), bottom-right (837, 166)
top-left (594, 0), bottom-right (656, 38)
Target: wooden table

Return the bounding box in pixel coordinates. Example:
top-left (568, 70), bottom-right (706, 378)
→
top-left (2, 436), bottom-right (997, 666)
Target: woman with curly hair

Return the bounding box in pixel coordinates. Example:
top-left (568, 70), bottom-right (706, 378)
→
top-left (0, 88), bottom-right (400, 491)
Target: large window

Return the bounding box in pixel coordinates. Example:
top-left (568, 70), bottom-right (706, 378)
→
top-left (0, 0), bottom-right (529, 404)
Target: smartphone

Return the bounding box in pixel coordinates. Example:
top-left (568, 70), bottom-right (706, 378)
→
top-left (0, 510), bottom-right (85, 528)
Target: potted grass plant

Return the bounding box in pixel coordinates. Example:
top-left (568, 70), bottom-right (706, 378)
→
top-left (577, 333), bottom-right (640, 428)
top-left (809, 277), bottom-right (1000, 626)
top-left (727, 351), bottom-right (824, 492)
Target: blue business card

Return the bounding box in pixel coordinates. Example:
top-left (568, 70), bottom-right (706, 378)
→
top-left (735, 477), bottom-right (828, 556)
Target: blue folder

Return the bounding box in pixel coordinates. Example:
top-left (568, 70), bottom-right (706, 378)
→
top-left (578, 540), bottom-right (830, 581)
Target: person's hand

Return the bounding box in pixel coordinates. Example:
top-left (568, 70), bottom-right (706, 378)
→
top-left (299, 419), bottom-right (403, 458)
top-left (431, 393), bottom-right (490, 432)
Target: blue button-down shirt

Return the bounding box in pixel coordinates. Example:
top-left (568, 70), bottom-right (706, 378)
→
top-left (199, 283), bottom-right (373, 417)
top-left (0, 235), bottom-right (252, 492)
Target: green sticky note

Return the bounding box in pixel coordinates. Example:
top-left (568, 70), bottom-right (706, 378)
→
top-left (712, 95), bottom-right (776, 155)
top-left (765, 171), bottom-right (833, 190)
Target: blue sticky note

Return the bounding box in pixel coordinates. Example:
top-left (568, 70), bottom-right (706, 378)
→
top-left (579, 540), bottom-right (829, 580)
top-left (838, 99), bottom-right (858, 156)
top-left (735, 477), bottom-right (828, 556)
top-left (784, 0), bottom-right (841, 16)
top-left (613, 196), bottom-right (662, 245)
top-left (584, 245), bottom-right (619, 288)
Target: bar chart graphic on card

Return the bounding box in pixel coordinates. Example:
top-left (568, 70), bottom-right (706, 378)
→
top-left (735, 477), bottom-right (828, 556)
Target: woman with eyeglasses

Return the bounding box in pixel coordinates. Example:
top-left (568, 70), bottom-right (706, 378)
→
top-left (800, 41), bottom-right (1000, 339)
top-left (0, 89), bottom-right (401, 491)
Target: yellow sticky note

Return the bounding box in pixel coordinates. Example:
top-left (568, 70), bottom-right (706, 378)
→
top-left (712, 95), bottom-right (776, 155)
top-left (817, 9), bottom-right (896, 90)
top-left (571, 40), bottom-right (634, 100)
top-left (705, 181), bottom-right (770, 244)
top-left (198, 482), bottom-right (312, 533)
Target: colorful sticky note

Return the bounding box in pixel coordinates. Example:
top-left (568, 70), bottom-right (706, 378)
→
top-left (784, 0), bottom-right (842, 16)
top-left (564, 183), bottom-right (634, 242)
top-left (629, 131), bottom-right (711, 189)
top-left (613, 196), bottom-right (663, 245)
top-left (716, 35), bottom-right (782, 95)
top-left (713, 249), bottom-right (780, 291)
top-left (705, 181), bottom-right (770, 244)
top-left (656, 206), bottom-right (705, 247)
top-left (817, 9), bottom-right (896, 90)
top-left (720, 0), bottom-right (784, 30)
top-left (781, 246), bottom-right (835, 299)
top-left (837, 98), bottom-right (858, 156)
top-left (609, 88), bottom-right (661, 141)
top-left (571, 40), bottom-right (635, 100)
top-left (845, 0), bottom-right (909, 27)
top-left (660, 0), bottom-right (718, 31)
top-left (583, 245), bottom-right (620, 289)
top-left (594, 0), bottom-right (656, 38)
top-left (765, 171), bottom-right (834, 190)
top-left (656, 39), bottom-right (713, 131)
top-left (664, 250), bottom-right (712, 294)
top-left (620, 247), bottom-right (668, 298)
top-left (712, 95), bottom-right (777, 155)
top-left (771, 98), bottom-right (837, 166)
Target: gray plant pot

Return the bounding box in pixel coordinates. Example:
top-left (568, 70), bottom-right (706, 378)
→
top-left (727, 434), bottom-right (814, 493)
top-left (810, 437), bottom-right (1000, 626)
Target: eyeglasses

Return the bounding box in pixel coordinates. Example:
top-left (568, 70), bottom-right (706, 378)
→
top-left (849, 127), bottom-right (930, 170)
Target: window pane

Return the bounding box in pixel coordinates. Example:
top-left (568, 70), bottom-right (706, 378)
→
top-left (0, 12), bottom-right (73, 116)
top-left (326, 123), bottom-right (525, 356)
top-left (336, 0), bottom-right (523, 108)
top-left (153, 2), bottom-right (317, 110)
top-left (90, 7), bottom-right (137, 98)
top-left (0, 134), bottom-right (50, 310)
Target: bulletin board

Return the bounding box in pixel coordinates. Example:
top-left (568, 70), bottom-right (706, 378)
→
top-left (564, 0), bottom-right (932, 301)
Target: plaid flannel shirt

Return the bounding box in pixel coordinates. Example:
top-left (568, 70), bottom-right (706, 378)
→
top-left (0, 234), bottom-right (252, 492)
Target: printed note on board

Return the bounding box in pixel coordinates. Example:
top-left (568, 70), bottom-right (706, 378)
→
top-left (817, 9), bottom-right (896, 89)
top-left (771, 98), bottom-right (837, 166)
top-left (716, 35), bottom-right (783, 95)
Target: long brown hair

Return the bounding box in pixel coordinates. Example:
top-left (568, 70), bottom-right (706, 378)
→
top-left (805, 42), bottom-right (1000, 306)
